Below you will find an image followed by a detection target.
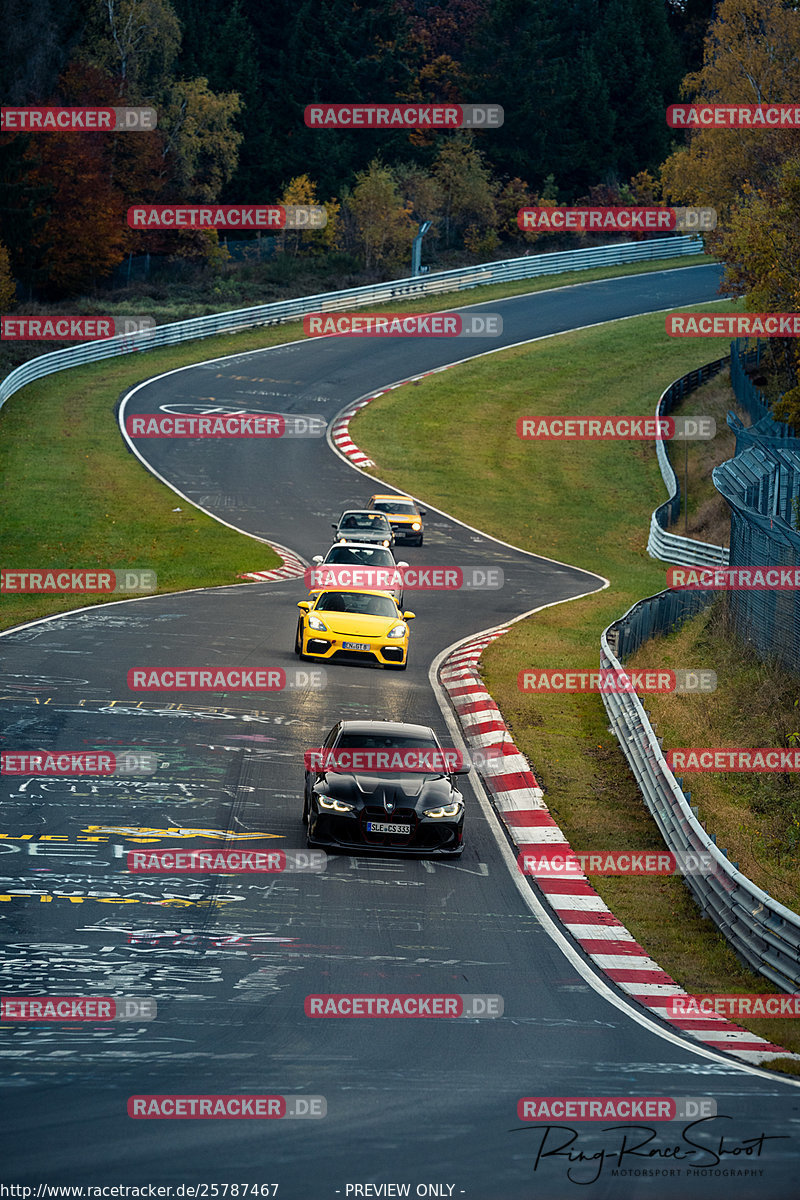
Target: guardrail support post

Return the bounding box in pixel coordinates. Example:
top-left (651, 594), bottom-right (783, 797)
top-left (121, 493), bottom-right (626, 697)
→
top-left (411, 221), bottom-right (432, 276)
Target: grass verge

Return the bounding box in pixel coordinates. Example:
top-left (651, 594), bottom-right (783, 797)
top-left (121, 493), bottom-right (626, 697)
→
top-left (628, 601), bottom-right (800, 912)
top-left (350, 300), bottom-right (800, 1062)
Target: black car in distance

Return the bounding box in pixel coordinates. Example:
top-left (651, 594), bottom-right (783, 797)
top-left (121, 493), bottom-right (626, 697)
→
top-left (303, 719), bottom-right (468, 856)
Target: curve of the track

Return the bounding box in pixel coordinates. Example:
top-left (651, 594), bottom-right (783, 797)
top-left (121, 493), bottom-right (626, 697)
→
top-left (3, 265), bottom-right (798, 1199)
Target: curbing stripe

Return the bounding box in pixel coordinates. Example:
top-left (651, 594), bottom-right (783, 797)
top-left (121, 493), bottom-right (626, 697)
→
top-left (240, 542), bottom-right (308, 583)
top-left (437, 627), bottom-right (796, 1064)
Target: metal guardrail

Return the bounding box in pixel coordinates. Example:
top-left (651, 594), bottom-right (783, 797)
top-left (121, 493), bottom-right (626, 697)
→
top-left (609, 352), bottom-right (800, 991)
top-left (647, 512), bottom-right (729, 565)
top-left (646, 356), bottom-right (730, 565)
top-left (0, 235), bottom-right (703, 415)
top-left (601, 604), bottom-right (800, 993)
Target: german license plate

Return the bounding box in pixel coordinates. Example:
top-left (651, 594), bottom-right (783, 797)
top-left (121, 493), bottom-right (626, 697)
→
top-left (367, 821), bottom-right (411, 835)
top-left (343, 642), bottom-right (369, 651)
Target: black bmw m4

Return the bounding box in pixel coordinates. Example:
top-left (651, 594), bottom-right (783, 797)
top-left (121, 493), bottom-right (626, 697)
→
top-left (303, 719), bottom-right (468, 856)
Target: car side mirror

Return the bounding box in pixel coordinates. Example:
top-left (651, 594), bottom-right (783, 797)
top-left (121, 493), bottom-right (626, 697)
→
top-left (397, 561), bottom-right (409, 568)
top-left (419, 510), bottom-right (427, 516)
top-left (311, 555), bottom-right (323, 564)
top-left (452, 765), bottom-right (471, 776)
top-left (331, 523), bottom-right (337, 529)
top-left (297, 601), bottom-right (312, 611)
top-left (402, 611), bottom-right (416, 620)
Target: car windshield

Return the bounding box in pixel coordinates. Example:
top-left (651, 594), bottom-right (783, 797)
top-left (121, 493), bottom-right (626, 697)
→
top-left (325, 546), bottom-right (394, 566)
top-left (315, 592), bottom-right (398, 617)
top-left (374, 501), bottom-right (417, 515)
top-left (336, 733), bottom-right (439, 751)
top-left (340, 513), bottom-right (388, 530)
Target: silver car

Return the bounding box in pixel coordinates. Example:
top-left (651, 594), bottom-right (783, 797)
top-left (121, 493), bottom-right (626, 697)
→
top-left (311, 542), bottom-right (409, 606)
top-left (332, 510), bottom-right (395, 548)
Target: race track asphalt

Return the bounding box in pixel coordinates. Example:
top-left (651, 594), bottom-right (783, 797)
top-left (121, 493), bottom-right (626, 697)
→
top-left (3, 264), bottom-right (798, 1198)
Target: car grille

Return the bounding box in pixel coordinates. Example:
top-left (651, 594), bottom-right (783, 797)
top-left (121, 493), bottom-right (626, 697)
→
top-left (359, 805), bottom-right (417, 845)
top-left (332, 648), bottom-right (375, 663)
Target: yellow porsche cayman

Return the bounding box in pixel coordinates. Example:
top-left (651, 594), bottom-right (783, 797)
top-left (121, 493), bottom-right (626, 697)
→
top-left (294, 588), bottom-right (415, 670)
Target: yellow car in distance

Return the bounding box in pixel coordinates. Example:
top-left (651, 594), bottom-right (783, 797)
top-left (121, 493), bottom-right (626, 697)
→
top-left (295, 588), bottom-right (415, 670)
top-left (368, 493), bottom-right (426, 546)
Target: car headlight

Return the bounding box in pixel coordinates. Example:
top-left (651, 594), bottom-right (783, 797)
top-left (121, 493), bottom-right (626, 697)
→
top-left (338, 537), bottom-right (347, 544)
top-left (423, 801), bottom-right (463, 818)
top-left (387, 623), bottom-right (406, 639)
top-left (382, 539), bottom-right (390, 547)
top-left (411, 522), bottom-right (421, 530)
top-left (316, 795), bottom-right (354, 812)
top-left (308, 615), bottom-right (328, 631)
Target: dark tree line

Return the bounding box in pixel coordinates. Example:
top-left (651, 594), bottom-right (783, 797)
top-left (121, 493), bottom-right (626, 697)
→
top-left (0, 0), bottom-right (714, 297)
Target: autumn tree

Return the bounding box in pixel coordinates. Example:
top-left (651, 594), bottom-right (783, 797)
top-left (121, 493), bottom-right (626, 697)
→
top-left (278, 174), bottom-right (341, 257)
top-left (726, 163), bottom-right (800, 428)
top-left (8, 60), bottom-right (138, 295)
top-left (25, 122), bottom-right (129, 295)
top-left (432, 134), bottom-right (498, 248)
top-left (26, 139), bottom-right (128, 294)
top-left (661, 0), bottom-right (800, 211)
top-left (158, 77), bottom-right (242, 200)
top-left (660, 0), bottom-right (800, 426)
top-left (345, 160), bottom-right (414, 271)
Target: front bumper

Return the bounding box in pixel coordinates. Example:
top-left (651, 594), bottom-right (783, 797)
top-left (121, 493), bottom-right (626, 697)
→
top-left (301, 631), bottom-right (407, 665)
top-left (388, 522), bottom-right (422, 542)
top-left (308, 804), bottom-right (464, 854)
